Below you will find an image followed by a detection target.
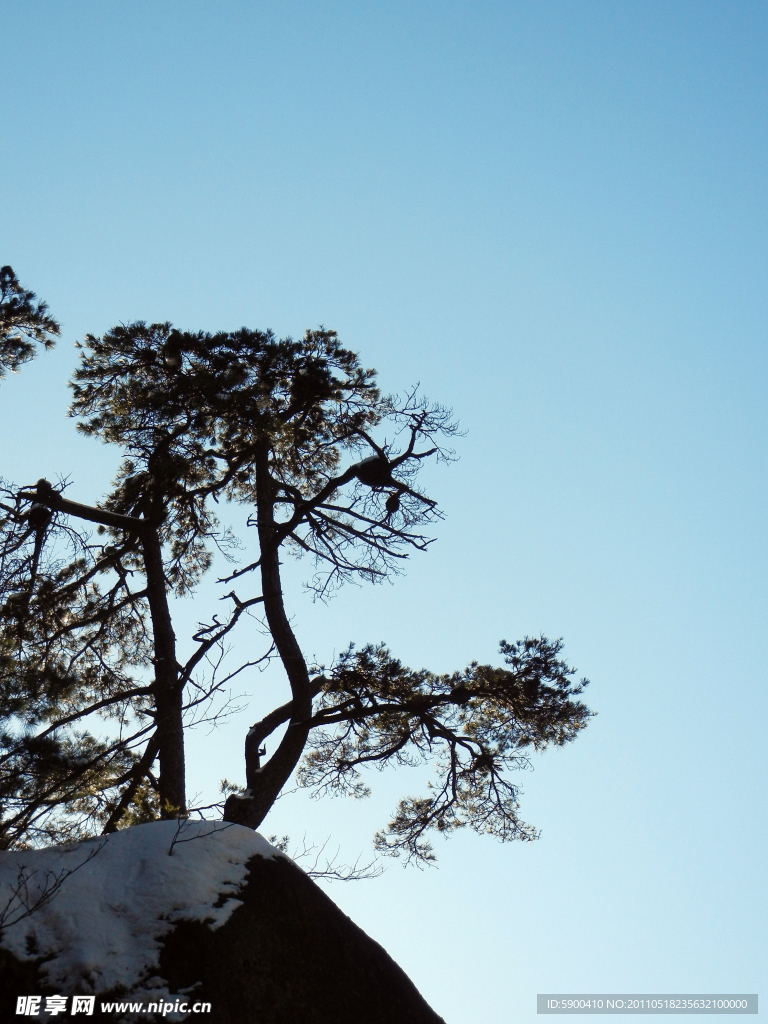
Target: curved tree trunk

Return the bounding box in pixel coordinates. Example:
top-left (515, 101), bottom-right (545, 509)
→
top-left (224, 445), bottom-right (312, 829)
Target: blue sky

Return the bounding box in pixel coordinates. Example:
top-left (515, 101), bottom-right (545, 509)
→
top-left (2, 2), bottom-right (766, 1020)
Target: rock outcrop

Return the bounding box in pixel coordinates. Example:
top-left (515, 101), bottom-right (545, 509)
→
top-left (0, 825), bottom-right (446, 1024)
top-left (157, 852), bottom-right (446, 1024)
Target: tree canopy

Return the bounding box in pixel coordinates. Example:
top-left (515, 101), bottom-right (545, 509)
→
top-left (0, 266), bottom-right (60, 380)
top-left (0, 268), bottom-right (592, 863)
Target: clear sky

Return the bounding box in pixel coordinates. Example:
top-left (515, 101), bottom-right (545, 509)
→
top-left (2, 2), bottom-right (766, 1021)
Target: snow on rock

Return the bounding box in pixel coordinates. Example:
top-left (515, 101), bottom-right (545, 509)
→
top-left (0, 819), bottom-right (282, 1002)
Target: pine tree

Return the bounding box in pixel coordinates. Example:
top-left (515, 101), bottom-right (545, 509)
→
top-left (0, 272), bottom-right (593, 861)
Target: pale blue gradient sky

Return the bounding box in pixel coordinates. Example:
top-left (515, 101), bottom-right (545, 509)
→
top-left (2, 3), bottom-right (766, 1021)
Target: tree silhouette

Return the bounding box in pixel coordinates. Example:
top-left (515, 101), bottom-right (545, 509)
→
top-left (0, 266), bottom-right (59, 379)
top-left (0, 270), bottom-right (592, 862)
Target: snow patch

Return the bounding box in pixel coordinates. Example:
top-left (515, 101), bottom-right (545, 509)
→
top-left (0, 819), bottom-right (282, 1004)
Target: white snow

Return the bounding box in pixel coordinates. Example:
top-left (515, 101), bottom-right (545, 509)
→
top-left (0, 819), bottom-right (282, 1004)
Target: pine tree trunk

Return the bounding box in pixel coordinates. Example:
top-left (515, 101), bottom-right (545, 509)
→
top-left (224, 445), bottom-right (312, 829)
top-left (141, 527), bottom-right (186, 815)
